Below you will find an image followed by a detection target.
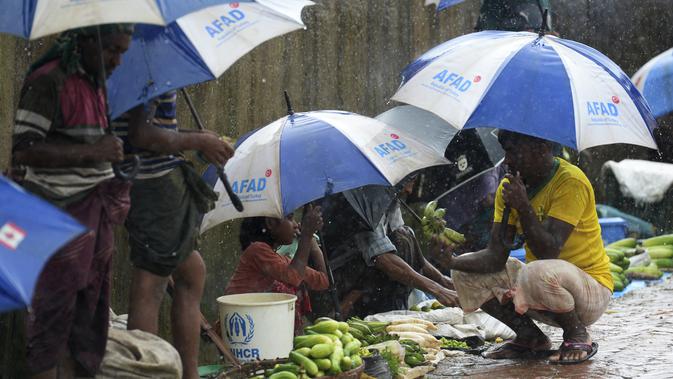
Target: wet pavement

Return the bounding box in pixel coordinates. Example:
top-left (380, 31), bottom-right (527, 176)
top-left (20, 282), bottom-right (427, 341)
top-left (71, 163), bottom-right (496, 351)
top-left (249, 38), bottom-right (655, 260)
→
top-left (430, 276), bottom-right (673, 378)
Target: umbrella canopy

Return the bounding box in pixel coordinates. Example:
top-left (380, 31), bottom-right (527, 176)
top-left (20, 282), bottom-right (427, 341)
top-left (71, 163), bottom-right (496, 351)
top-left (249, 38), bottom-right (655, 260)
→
top-left (107, 0), bottom-right (313, 118)
top-left (200, 110), bottom-right (449, 232)
top-left (376, 105), bottom-right (503, 201)
top-left (392, 30), bottom-right (658, 152)
top-left (0, 0), bottom-right (247, 39)
top-left (0, 176), bottom-right (85, 312)
top-left (632, 47), bottom-right (673, 118)
top-left (425, 0), bottom-right (465, 11)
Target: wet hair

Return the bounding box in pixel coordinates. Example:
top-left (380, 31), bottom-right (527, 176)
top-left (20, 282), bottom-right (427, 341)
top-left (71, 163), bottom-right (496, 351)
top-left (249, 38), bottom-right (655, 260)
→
top-left (497, 129), bottom-right (552, 149)
top-left (239, 217), bottom-right (274, 250)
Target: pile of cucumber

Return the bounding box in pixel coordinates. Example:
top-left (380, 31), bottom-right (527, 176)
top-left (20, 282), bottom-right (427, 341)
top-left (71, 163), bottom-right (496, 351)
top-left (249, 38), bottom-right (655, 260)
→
top-left (606, 234), bottom-right (673, 289)
top-left (248, 318), bottom-right (367, 379)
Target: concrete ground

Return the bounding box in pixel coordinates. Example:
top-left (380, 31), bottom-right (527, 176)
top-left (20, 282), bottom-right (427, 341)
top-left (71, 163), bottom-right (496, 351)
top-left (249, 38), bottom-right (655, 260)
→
top-left (429, 276), bottom-right (673, 378)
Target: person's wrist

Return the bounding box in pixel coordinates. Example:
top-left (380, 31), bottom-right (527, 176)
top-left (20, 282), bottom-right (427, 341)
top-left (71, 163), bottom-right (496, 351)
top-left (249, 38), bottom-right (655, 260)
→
top-left (520, 203), bottom-right (535, 218)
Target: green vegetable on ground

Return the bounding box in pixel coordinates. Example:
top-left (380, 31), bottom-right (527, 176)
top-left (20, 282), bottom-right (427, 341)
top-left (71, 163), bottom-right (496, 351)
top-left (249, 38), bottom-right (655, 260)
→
top-left (289, 351), bottom-right (319, 377)
top-left (439, 337), bottom-right (469, 349)
top-left (607, 237), bottom-right (637, 248)
top-left (642, 234), bottom-right (673, 247)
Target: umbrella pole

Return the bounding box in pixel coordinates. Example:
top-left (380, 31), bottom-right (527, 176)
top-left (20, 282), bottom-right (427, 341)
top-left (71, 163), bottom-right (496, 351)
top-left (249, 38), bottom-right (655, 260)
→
top-left (179, 88), bottom-right (244, 212)
top-left (95, 26), bottom-right (139, 180)
top-left (317, 179), bottom-right (342, 321)
top-left (397, 197), bottom-right (423, 224)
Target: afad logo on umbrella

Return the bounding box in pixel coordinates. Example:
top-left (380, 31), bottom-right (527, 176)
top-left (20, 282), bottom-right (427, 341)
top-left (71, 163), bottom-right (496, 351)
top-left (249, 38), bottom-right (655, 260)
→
top-left (428, 70), bottom-right (481, 98)
top-left (205, 4), bottom-right (248, 39)
top-left (586, 96), bottom-right (622, 127)
top-left (373, 134), bottom-right (415, 163)
top-left (0, 222), bottom-right (26, 250)
top-left (229, 169), bottom-right (271, 203)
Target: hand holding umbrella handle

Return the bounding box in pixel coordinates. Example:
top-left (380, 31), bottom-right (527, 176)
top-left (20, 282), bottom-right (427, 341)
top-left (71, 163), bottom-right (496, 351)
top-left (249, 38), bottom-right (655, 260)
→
top-left (96, 25), bottom-right (139, 181)
top-left (500, 206), bottom-right (523, 250)
top-left (113, 155), bottom-right (140, 181)
top-left (180, 88), bottom-right (243, 212)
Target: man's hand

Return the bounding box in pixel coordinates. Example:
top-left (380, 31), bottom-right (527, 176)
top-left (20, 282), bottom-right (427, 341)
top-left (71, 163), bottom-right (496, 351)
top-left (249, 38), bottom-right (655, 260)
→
top-left (92, 135), bottom-right (124, 162)
top-left (199, 131), bottom-right (235, 166)
top-left (502, 172), bottom-right (529, 211)
top-left (301, 204), bottom-right (323, 235)
top-left (432, 286), bottom-right (460, 308)
top-left (428, 235), bottom-right (454, 271)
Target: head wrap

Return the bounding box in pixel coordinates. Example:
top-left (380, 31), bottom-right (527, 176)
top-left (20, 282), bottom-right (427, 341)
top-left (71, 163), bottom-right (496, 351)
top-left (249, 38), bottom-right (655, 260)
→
top-left (28, 23), bottom-right (134, 76)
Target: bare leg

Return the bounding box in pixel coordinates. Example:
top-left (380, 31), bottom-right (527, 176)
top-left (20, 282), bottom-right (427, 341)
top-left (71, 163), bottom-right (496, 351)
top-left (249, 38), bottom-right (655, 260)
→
top-left (171, 252), bottom-right (206, 379)
top-left (546, 310), bottom-right (591, 362)
top-left (481, 298), bottom-right (552, 359)
top-left (127, 268), bottom-right (168, 334)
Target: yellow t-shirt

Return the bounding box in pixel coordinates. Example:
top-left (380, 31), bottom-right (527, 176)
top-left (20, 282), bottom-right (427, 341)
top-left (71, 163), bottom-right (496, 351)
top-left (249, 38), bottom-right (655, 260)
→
top-left (494, 158), bottom-right (613, 291)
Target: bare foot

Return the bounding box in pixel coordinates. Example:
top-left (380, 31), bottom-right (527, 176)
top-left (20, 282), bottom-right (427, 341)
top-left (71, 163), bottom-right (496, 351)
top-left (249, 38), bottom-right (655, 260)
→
top-left (549, 327), bottom-right (592, 363)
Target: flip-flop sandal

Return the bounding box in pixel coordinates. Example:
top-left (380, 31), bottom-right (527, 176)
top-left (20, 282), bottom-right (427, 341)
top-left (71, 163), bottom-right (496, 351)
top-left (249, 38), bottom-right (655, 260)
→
top-left (482, 341), bottom-right (554, 360)
top-left (549, 341), bottom-right (598, 365)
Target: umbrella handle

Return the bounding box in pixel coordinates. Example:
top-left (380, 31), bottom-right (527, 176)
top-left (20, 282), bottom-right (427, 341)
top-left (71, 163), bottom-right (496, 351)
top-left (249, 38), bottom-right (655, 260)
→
top-left (500, 206), bottom-right (523, 250)
top-left (218, 166), bottom-right (243, 212)
top-left (317, 179), bottom-right (342, 321)
top-left (180, 88), bottom-right (243, 212)
top-left (113, 156), bottom-right (140, 181)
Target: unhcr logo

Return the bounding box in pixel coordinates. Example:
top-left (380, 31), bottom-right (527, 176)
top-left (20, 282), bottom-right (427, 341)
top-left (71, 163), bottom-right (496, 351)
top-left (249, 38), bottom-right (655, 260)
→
top-left (225, 312), bottom-right (255, 345)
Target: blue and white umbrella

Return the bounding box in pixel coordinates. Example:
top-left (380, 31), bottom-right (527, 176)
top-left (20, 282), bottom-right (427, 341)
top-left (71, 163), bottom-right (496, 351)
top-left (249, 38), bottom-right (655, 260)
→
top-left (0, 176), bottom-right (85, 312)
top-left (108, 0), bottom-right (313, 118)
top-left (200, 110), bottom-right (449, 232)
top-left (0, 0), bottom-right (247, 39)
top-left (632, 47), bottom-right (673, 118)
top-left (425, 0), bottom-right (465, 12)
top-left (392, 31), bottom-right (658, 151)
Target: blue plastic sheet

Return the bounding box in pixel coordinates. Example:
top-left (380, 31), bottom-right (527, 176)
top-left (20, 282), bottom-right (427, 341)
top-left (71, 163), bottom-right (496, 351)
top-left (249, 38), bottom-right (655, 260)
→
top-left (612, 272), bottom-right (672, 298)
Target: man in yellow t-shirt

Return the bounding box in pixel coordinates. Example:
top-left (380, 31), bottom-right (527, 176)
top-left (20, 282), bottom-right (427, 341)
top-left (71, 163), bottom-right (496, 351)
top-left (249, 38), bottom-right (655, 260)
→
top-left (438, 130), bottom-right (612, 365)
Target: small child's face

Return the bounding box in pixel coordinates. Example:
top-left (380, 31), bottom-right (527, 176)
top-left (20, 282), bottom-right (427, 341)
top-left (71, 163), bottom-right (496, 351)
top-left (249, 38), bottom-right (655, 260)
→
top-left (272, 213), bottom-right (299, 245)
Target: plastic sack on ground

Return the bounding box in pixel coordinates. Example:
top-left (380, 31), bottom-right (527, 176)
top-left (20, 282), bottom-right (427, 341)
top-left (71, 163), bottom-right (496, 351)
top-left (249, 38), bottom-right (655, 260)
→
top-left (462, 310), bottom-right (516, 341)
top-left (97, 310), bottom-right (182, 379)
top-left (431, 323), bottom-right (485, 340)
top-left (364, 307), bottom-right (464, 325)
top-left (96, 328), bottom-right (182, 379)
top-left (398, 365), bottom-right (435, 379)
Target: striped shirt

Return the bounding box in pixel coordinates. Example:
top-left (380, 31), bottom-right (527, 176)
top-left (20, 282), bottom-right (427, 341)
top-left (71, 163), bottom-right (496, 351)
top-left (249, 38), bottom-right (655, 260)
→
top-left (12, 59), bottom-right (113, 202)
top-left (113, 91), bottom-right (184, 180)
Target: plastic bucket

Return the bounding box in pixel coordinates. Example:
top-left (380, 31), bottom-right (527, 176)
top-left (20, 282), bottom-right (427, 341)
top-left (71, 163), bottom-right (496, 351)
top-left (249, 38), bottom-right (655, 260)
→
top-left (217, 293), bottom-right (296, 362)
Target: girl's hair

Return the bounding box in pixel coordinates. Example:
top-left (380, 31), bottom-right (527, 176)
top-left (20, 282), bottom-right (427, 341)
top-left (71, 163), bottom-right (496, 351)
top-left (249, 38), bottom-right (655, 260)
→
top-left (239, 217), bottom-right (275, 250)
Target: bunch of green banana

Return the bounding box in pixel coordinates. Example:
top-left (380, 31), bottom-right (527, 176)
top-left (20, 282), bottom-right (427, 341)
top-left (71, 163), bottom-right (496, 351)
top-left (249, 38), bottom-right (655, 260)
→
top-left (346, 317), bottom-right (394, 346)
top-left (421, 201), bottom-right (465, 247)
